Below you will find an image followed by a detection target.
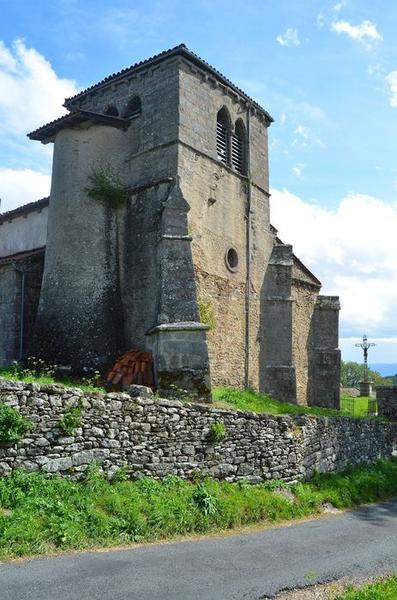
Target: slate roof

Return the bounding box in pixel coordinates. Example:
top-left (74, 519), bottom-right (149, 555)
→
top-left (64, 44), bottom-right (274, 123)
top-left (28, 110), bottom-right (130, 143)
top-left (0, 197), bottom-right (49, 225)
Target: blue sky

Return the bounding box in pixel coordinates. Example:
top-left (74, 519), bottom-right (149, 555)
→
top-left (0, 0), bottom-right (396, 363)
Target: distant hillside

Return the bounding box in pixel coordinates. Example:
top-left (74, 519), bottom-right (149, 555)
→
top-left (370, 363), bottom-right (397, 376)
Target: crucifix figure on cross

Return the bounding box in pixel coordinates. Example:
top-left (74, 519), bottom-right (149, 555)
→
top-left (355, 334), bottom-right (376, 384)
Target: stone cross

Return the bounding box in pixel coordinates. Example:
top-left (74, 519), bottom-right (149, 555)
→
top-left (355, 334), bottom-right (376, 396)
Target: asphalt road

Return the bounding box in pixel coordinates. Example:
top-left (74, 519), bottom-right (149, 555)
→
top-left (2, 499), bottom-right (397, 600)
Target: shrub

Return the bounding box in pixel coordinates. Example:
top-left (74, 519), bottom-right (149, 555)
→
top-left (85, 166), bottom-right (129, 208)
top-left (209, 421), bottom-right (226, 443)
top-left (59, 402), bottom-right (83, 436)
top-left (0, 404), bottom-right (31, 445)
top-left (192, 483), bottom-right (219, 516)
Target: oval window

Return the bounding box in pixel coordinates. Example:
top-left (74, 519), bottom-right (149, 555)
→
top-left (225, 247), bottom-right (239, 272)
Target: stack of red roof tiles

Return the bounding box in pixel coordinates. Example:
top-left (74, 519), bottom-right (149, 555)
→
top-left (107, 350), bottom-right (154, 387)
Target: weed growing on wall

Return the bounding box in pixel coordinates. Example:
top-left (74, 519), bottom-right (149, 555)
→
top-left (209, 421), bottom-right (226, 443)
top-left (0, 405), bottom-right (31, 445)
top-left (198, 299), bottom-right (216, 331)
top-left (59, 402), bottom-right (83, 436)
top-left (85, 166), bottom-right (129, 208)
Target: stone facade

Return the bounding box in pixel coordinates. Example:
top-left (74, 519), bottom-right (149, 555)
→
top-left (0, 199), bottom-right (48, 366)
top-left (377, 386), bottom-right (397, 420)
top-left (0, 379), bottom-right (395, 481)
top-left (0, 44), bottom-right (341, 405)
top-left (0, 252), bottom-right (44, 365)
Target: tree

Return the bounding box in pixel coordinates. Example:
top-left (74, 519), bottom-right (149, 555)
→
top-left (340, 361), bottom-right (386, 387)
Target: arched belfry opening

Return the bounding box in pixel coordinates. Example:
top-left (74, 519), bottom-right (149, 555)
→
top-left (123, 96), bottom-right (142, 119)
top-left (104, 104), bottom-right (119, 117)
top-left (216, 107), bottom-right (231, 165)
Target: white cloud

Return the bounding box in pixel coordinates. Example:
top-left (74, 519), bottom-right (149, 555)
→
top-left (291, 164), bottom-right (305, 178)
top-left (291, 124), bottom-right (325, 150)
top-left (331, 19), bottom-right (383, 46)
top-left (269, 138), bottom-right (280, 150)
top-left (340, 336), bottom-right (397, 363)
top-left (0, 39), bottom-right (77, 135)
top-left (0, 41), bottom-right (17, 71)
top-left (0, 168), bottom-right (51, 212)
top-left (317, 2), bottom-right (346, 30)
top-left (385, 71), bottom-right (397, 107)
top-left (342, 336), bottom-right (397, 345)
top-left (276, 28), bottom-right (300, 47)
top-left (368, 63), bottom-right (383, 77)
top-left (294, 124), bottom-right (310, 139)
top-left (270, 188), bottom-right (397, 341)
top-left (0, 39), bottom-right (78, 211)
top-left (333, 1), bottom-right (347, 12)
top-left (317, 12), bottom-right (325, 28)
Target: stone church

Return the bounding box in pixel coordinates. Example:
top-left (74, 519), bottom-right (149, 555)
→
top-left (0, 44), bottom-right (340, 407)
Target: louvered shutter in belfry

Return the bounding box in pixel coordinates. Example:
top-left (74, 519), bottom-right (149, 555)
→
top-left (216, 121), bottom-right (228, 163)
top-left (231, 134), bottom-right (243, 173)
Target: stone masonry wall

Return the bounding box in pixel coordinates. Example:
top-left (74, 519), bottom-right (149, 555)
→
top-left (1, 379), bottom-right (396, 482)
top-left (292, 280), bottom-right (319, 405)
top-left (0, 254), bottom-right (44, 365)
top-left (377, 387), bottom-right (397, 420)
top-left (0, 266), bottom-right (19, 364)
top-left (178, 62), bottom-right (274, 391)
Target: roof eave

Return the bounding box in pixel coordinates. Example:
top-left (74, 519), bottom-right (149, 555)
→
top-left (63, 44), bottom-right (274, 124)
top-left (28, 110), bottom-right (130, 143)
top-left (0, 197), bottom-right (50, 225)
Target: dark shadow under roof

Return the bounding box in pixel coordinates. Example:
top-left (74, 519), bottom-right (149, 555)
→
top-left (64, 44), bottom-right (274, 123)
top-left (0, 246), bottom-right (46, 265)
top-left (28, 110), bottom-right (130, 143)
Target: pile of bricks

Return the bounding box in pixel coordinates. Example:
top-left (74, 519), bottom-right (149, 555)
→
top-left (107, 350), bottom-right (154, 387)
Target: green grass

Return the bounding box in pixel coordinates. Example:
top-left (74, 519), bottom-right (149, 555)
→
top-left (340, 396), bottom-right (376, 417)
top-left (0, 366), bottom-right (106, 394)
top-left (213, 387), bottom-right (353, 417)
top-left (1, 459), bottom-right (397, 561)
top-left (0, 368), bottom-right (378, 419)
top-left (336, 576), bottom-right (397, 599)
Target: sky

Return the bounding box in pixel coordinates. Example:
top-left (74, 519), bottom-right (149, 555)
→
top-left (0, 0), bottom-right (396, 364)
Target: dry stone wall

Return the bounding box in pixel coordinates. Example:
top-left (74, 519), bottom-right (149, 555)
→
top-left (1, 378), bottom-right (396, 482)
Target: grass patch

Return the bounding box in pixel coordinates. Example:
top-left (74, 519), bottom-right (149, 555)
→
top-left (0, 370), bottom-right (380, 419)
top-left (340, 396), bottom-right (376, 417)
top-left (213, 387), bottom-right (353, 417)
top-left (336, 575), bottom-right (397, 599)
top-left (0, 366), bottom-right (106, 395)
top-left (0, 459), bottom-right (397, 560)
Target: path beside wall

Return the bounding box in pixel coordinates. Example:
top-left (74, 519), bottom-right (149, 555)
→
top-left (0, 379), bottom-right (396, 482)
